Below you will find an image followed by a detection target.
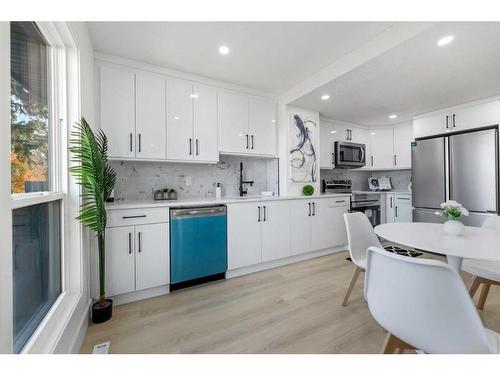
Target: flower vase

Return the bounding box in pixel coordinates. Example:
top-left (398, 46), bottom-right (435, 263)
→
top-left (443, 220), bottom-right (465, 236)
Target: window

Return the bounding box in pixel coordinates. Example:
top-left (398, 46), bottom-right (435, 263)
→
top-left (10, 22), bottom-right (62, 353)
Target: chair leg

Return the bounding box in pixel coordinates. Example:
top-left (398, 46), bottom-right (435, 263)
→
top-left (477, 283), bottom-right (491, 310)
top-left (469, 276), bottom-right (481, 298)
top-left (381, 332), bottom-right (415, 354)
top-left (342, 266), bottom-right (362, 306)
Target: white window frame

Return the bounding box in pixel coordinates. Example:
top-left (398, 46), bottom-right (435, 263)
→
top-left (1, 21), bottom-right (83, 354)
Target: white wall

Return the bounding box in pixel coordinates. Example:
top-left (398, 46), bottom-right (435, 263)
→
top-left (0, 22), bottom-right (13, 354)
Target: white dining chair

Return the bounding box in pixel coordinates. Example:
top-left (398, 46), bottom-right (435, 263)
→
top-left (342, 212), bottom-right (383, 306)
top-left (365, 246), bottom-right (500, 354)
top-left (462, 216), bottom-right (500, 310)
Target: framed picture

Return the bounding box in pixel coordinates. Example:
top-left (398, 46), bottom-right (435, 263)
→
top-left (289, 112), bottom-right (318, 183)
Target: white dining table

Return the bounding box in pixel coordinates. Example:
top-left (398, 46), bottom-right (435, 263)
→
top-left (374, 222), bottom-right (500, 271)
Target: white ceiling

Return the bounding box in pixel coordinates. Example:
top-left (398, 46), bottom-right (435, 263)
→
top-left (87, 22), bottom-right (394, 94)
top-left (291, 22), bottom-right (500, 126)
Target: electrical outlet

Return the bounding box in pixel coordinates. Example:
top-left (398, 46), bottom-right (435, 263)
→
top-left (185, 176), bottom-right (192, 186)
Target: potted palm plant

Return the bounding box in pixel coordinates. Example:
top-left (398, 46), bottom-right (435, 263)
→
top-left (69, 118), bottom-right (116, 323)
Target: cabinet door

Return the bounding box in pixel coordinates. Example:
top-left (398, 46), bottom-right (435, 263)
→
top-left (395, 199), bottom-right (412, 223)
top-left (353, 127), bottom-right (371, 170)
top-left (393, 123), bottom-right (412, 168)
top-left (167, 79), bottom-right (194, 160)
top-left (370, 128), bottom-right (394, 169)
top-left (319, 120), bottom-right (335, 168)
top-left (249, 97), bottom-right (277, 156)
top-left (135, 223), bottom-right (170, 291)
top-left (454, 101), bottom-right (500, 132)
top-left (385, 193), bottom-right (395, 223)
top-left (105, 226), bottom-right (136, 296)
top-left (100, 65), bottom-right (135, 158)
top-left (290, 200), bottom-right (312, 255)
top-left (413, 112), bottom-right (449, 138)
top-left (136, 72), bottom-right (166, 159)
top-left (261, 201), bottom-right (291, 262)
top-left (193, 85), bottom-right (219, 162)
top-left (227, 202), bottom-right (262, 270)
top-left (218, 92), bottom-right (249, 154)
top-left (311, 200), bottom-right (349, 251)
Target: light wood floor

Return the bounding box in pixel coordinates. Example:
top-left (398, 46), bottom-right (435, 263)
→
top-left (80, 251), bottom-right (500, 354)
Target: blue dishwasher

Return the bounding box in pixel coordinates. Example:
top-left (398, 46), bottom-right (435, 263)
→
top-left (170, 205), bottom-right (227, 290)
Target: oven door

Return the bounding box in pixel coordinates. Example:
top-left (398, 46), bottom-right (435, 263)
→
top-left (335, 141), bottom-right (366, 168)
top-left (349, 206), bottom-right (381, 227)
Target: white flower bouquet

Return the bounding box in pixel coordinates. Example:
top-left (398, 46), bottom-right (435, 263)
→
top-left (435, 200), bottom-right (469, 221)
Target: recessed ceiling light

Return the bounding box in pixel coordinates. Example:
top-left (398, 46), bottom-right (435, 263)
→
top-left (370, 132), bottom-right (376, 136)
top-left (330, 130), bottom-right (337, 134)
top-left (189, 94), bottom-right (199, 99)
top-left (321, 94), bottom-right (330, 101)
top-left (437, 35), bottom-right (454, 47)
top-left (389, 114), bottom-right (397, 119)
top-left (218, 45), bottom-right (230, 55)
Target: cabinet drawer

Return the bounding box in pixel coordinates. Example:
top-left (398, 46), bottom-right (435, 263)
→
top-left (394, 194), bottom-right (412, 204)
top-left (107, 207), bottom-right (170, 227)
top-left (326, 197), bottom-right (351, 207)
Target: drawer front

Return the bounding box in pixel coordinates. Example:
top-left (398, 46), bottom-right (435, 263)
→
top-left (107, 207), bottom-right (170, 227)
top-left (395, 194), bottom-right (412, 204)
top-left (326, 197), bottom-right (350, 207)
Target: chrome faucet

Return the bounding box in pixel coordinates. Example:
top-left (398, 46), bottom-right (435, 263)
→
top-left (239, 162), bottom-right (254, 197)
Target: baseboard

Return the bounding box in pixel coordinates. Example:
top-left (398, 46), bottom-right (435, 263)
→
top-left (70, 298), bottom-right (91, 353)
top-left (226, 245), bottom-right (347, 278)
top-left (111, 285), bottom-right (170, 306)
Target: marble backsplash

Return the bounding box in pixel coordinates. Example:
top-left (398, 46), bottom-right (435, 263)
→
top-left (111, 155), bottom-right (279, 201)
top-left (320, 168), bottom-right (412, 192)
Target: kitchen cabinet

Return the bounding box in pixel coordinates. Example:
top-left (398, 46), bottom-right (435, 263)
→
top-left (167, 81), bottom-right (219, 162)
top-left (135, 223), bottom-right (170, 290)
top-left (99, 65), bottom-right (136, 158)
top-left (290, 197), bottom-right (349, 255)
top-left (319, 119), bottom-right (335, 169)
top-left (369, 128), bottom-right (394, 169)
top-left (136, 72), bottom-right (166, 160)
top-left (393, 123), bottom-right (412, 169)
top-left (261, 201), bottom-right (291, 262)
top-left (413, 100), bottom-right (500, 139)
top-left (228, 200), bottom-right (291, 269)
top-left (105, 225), bottom-right (136, 297)
top-left (105, 208), bottom-right (170, 297)
top-left (218, 91), bottom-right (277, 156)
top-left (385, 193), bottom-right (412, 223)
top-left (227, 202), bottom-right (262, 270)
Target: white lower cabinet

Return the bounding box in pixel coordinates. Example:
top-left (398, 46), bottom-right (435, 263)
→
top-left (291, 197), bottom-right (349, 255)
top-left (261, 201), bottom-right (291, 262)
top-left (227, 202), bottom-right (262, 270)
top-left (135, 223), bottom-right (170, 290)
top-left (385, 193), bottom-right (412, 223)
top-left (105, 225), bottom-right (136, 297)
top-left (105, 209), bottom-right (170, 297)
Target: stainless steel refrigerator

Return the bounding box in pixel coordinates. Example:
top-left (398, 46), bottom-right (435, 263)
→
top-left (412, 127), bottom-right (499, 227)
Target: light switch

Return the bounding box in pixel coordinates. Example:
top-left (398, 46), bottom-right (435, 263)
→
top-left (185, 176), bottom-right (192, 186)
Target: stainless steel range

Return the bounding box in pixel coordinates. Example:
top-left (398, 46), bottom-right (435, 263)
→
top-left (350, 192), bottom-right (382, 227)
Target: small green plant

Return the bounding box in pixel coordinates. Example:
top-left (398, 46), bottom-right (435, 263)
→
top-left (302, 184), bottom-right (314, 196)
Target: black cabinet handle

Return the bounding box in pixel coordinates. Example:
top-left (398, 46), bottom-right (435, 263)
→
top-left (452, 113), bottom-right (456, 128)
top-left (122, 215), bottom-right (147, 219)
top-left (394, 154), bottom-right (397, 166)
top-left (308, 202), bottom-right (311, 216)
top-left (263, 205), bottom-right (266, 221)
top-left (128, 232), bottom-right (132, 254)
top-left (251, 135), bottom-right (254, 150)
top-left (445, 115), bottom-right (449, 129)
top-left (258, 206), bottom-right (261, 222)
top-left (346, 129), bottom-right (349, 140)
top-left (129, 133), bottom-right (133, 152)
top-left (246, 134), bottom-right (249, 149)
top-left (196, 139), bottom-right (199, 155)
top-left (312, 202), bottom-right (316, 216)
top-left (390, 197), bottom-right (393, 208)
top-left (371, 155), bottom-right (374, 167)
top-left (138, 232), bottom-right (142, 253)
top-left (138, 133), bottom-right (142, 152)
top-left (189, 138), bottom-right (192, 155)
top-left (395, 205), bottom-right (398, 218)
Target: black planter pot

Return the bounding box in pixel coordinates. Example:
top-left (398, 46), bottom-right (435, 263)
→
top-left (91, 299), bottom-right (113, 324)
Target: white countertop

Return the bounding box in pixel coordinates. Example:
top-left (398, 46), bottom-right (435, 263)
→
top-left (352, 190), bottom-right (412, 195)
top-left (106, 192), bottom-right (352, 210)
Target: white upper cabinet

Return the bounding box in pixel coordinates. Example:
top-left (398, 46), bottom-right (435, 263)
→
top-left (218, 91), bottom-right (250, 154)
top-left (99, 65), bottom-right (136, 158)
top-left (249, 97), bottom-right (277, 156)
top-left (167, 79), bottom-right (194, 160)
top-left (413, 99), bottom-right (500, 139)
top-left (319, 120), bottom-right (335, 169)
top-left (193, 85), bottom-right (218, 162)
top-left (393, 123), bottom-right (412, 169)
top-left (218, 91), bottom-right (278, 156)
top-left (369, 128), bottom-right (394, 169)
top-left (136, 72), bottom-right (166, 160)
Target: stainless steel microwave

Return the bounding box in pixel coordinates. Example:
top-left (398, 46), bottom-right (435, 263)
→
top-left (334, 141), bottom-right (366, 168)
